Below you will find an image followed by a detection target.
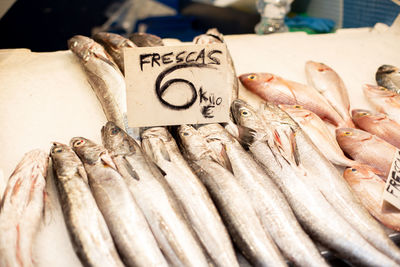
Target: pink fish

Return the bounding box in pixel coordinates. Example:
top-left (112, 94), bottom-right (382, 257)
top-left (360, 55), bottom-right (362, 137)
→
top-left (305, 61), bottom-right (354, 127)
top-left (363, 84), bottom-right (400, 125)
top-left (239, 73), bottom-right (346, 127)
top-left (352, 109), bottom-right (400, 149)
top-left (336, 128), bottom-right (397, 180)
top-left (343, 164), bottom-right (400, 232)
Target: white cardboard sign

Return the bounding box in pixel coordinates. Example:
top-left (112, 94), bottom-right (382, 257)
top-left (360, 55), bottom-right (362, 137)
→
top-left (124, 44), bottom-right (230, 127)
top-left (383, 149), bottom-right (400, 210)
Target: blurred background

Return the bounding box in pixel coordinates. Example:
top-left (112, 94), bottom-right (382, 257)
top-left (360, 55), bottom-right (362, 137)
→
top-left (0, 0), bottom-right (399, 52)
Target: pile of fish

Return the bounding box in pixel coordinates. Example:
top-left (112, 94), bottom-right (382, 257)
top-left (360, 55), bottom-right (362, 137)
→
top-left (1, 29), bottom-right (400, 267)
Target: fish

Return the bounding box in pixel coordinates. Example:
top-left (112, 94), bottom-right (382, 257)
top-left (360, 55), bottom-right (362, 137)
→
top-left (239, 72), bottom-right (346, 127)
top-left (101, 122), bottom-right (208, 267)
top-left (376, 64), bottom-right (400, 95)
top-left (178, 124), bottom-right (287, 267)
top-left (280, 104), bottom-right (355, 166)
top-left (305, 61), bottom-right (354, 127)
top-left (50, 143), bottom-right (124, 267)
top-left (363, 84), bottom-right (400, 125)
top-left (194, 28), bottom-right (239, 102)
top-left (68, 35), bottom-right (128, 131)
top-left (70, 137), bottom-right (167, 267)
top-left (343, 164), bottom-right (400, 232)
top-left (141, 127), bottom-right (239, 267)
top-left (93, 32), bottom-right (136, 74)
top-left (0, 149), bottom-right (48, 267)
top-left (352, 109), bottom-right (400, 149)
top-left (258, 101), bottom-right (400, 264)
top-left (198, 123), bottom-right (328, 267)
top-left (128, 32), bottom-right (164, 47)
top-left (231, 99), bottom-right (399, 267)
top-left (336, 127), bottom-right (397, 180)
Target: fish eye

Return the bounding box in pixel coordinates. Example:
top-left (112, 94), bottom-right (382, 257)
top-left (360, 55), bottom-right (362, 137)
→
top-left (73, 139), bottom-right (85, 147)
top-left (294, 105), bottom-right (302, 109)
top-left (359, 112), bottom-right (369, 116)
top-left (181, 132), bottom-right (191, 137)
top-left (343, 131), bottom-right (353, 136)
top-left (240, 109), bottom-right (251, 117)
top-left (379, 87), bottom-right (387, 91)
top-left (52, 147), bottom-right (63, 154)
top-left (111, 127), bottom-right (120, 135)
top-left (351, 168), bottom-right (357, 172)
top-left (248, 74), bottom-right (256, 80)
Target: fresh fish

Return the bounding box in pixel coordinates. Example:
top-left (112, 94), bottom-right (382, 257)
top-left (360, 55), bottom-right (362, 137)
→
top-left (231, 99), bottom-right (399, 267)
top-left (50, 143), bottom-right (124, 267)
top-left (239, 73), bottom-right (346, 126)
top-left (93, 32), bottom-right (136, 74)
top-left (344, 164), bottom-right (400, 232)
top-left (128, 32), bottom-right (164, 47)
top-left (101, 122), bottom-right (208, 267)
top-left (376, 64), bottom-right (400, 94)
top-left (198, 123), bottom-right (328, 267)
top-left (258, 102), bottom-right (400, 264)
top-left (68, 35), bottom-right (127, 131)
top-left (178, 124), bottom-right (287, 267)
top-left (70, 137), bottom-right (166, 267)
top-left (352, 109), bottom-right (400, 149)
top-left (194, 28), bottom-right (238, 102)
top-left (305, 61), bottom-right (353, 127)
top-left (363, 84), bottom-right (400, 124)
top-left (0, 150), bottom-right (48, 267)
top-left (336, 127), bottom-right (397, 180)
top-left (280, 104), bottom-right (355, 166)
top-left (141, 127), bottom-right (239, 267)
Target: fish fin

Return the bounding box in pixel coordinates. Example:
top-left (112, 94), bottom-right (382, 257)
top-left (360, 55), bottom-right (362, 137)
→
top-left (220, 143), bottom-right (234, 174)
top-left (236, 125), bottom-right (256, 147)
top-left (92, 51), bottom-right (120, 71)
top-left (154, 164), bottom-right (167, 177)
top-left (100, 152), bottom-right (117, 170)
top-left (290, 130), bottom-right (301, 166)
top-left (158, 140), bottom-right (171, 162)
top-left (121, 156), bottom-right (140, 181)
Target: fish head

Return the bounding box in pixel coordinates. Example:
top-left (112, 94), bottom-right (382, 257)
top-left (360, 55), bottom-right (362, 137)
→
top-left (305, 61), bottom-right (332, 75)
top-left (50, 142), bottom-right (82, 176)
top-left (238, 73), bottom-right (275, 92)
top-left (141, 127), bottom-right (174, 163)
top-left (197, 123), bottom-right (231, 142)
top-left (93, 32), bottom-right (136, 51)
top-left (343, 164), bottom-right (381, 184)
top-left (279, 104), bottom-right (312, 118)
top-left (141, 127), bottom-right (172, 143)
top-left (101, 121), bottom-right (140, 156)
top-left (70, 137), bottom-right (104, 165)
top-left (193, 28), bottom-right (224, 44)
top-left (351, 109), bottom-right (372, 120)
top-left (363, 84), bottom-right (395, 98)
top-left (336, 128), bottom-right (372, 153)
top-left (128, 32), bottom-right (164, 47)
top-left (377, 64), bottom-right (398, 75)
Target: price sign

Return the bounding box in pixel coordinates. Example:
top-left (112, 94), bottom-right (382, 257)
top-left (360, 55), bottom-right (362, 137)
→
top-left (383, 149), bottom-right (400, 210)
top-left (124, 44), bottom-right (230, 127)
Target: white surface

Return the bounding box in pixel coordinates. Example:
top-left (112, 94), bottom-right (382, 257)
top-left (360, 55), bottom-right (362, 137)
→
top-left (0, 15), bottom-right (399, 267)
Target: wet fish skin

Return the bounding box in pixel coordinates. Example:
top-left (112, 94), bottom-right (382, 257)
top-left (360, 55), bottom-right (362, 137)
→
top-left (231, 99), bottom-right (399, 267)
top-left (194, 28), bottom-right (238, 102)
top-left (305, 61), bottom-right (354, 127)
top-left (128, 32), bottom-right (164, 47)
top-left (198, 123), bottom-right (328, 267)
top-left (279, 104), bottom-right (355, 167)
top-left (363, 84), bottom-right (400, 125)
top-left (376, 64), bottom-right (400, 94)
top-left (344, 164), bottom-right (400, 232)
top-left (238, 72), bottom-right (346, 126)
top-left (93, 32), bottom-right (136, 74)
top-left (178, 124), bottom-right (288, 267)
top-left (141, 127), bottom-right (239, 267)
top-left (68, 35), bottom-right (127, 131)
top-left (101, 122), bottom-right (208, 267)
top-left (336, 127), bottom-right (397, 180)
top-left (352, 109), bottom-right (400, 149)
top-left (50, 143), bottom-right (124, 267)
top-left (0, 150), bottom-right (48, 267)
top-left (70, 137), bottom-right (165, 267)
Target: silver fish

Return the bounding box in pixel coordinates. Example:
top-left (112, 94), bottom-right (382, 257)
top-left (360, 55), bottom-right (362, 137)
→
top-left (0, 150), bottom-right (48, 267)
top-left (231, 99), bottom-right (399, 267)
top-left (101, 122), bottom-right (208, 267)
top-left (68, 35), bottom-right (128, 131)
top-left (50, 143), bottom-right (124, 267)
top-left (376, 64), bottom-right (400, 95)
top-left (178, 124), bottom-right (287, 267)
top-left (259, 101), bottom-right (400, 265)
top-left (198, 123), bottom-right (328, 267)
top-left (141, 127), bottom-right (239, 267)
top-left (70, 137), bottom-right (165, 267)
top-left (194, 28), bottom-right (238, 103)
top-left (128, 32), bottom-right (164, 47)
top-left (93, 32), bottom-right (136, 74)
